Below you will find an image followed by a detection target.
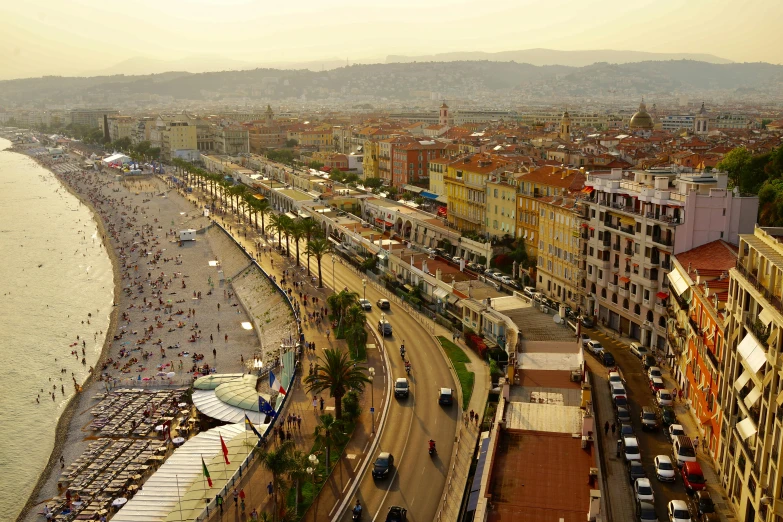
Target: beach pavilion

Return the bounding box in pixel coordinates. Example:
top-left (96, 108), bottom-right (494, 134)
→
top-left (191, 373), bottom-right (271, 425)
top-left (101, 152), bottom-right (131, 167)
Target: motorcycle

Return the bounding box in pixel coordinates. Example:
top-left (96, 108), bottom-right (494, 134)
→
top-left (400, 347), bottom-right (405, 358)
top-left (352, 504), bottom-right (362, 520)
top-left (428, 440), bottom-right (437, 456)
top-left (405, 363), bottom-right (411, 376)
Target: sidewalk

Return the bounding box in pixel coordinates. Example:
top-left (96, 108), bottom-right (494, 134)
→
top-left (175, 184), bottom-right (387, 522)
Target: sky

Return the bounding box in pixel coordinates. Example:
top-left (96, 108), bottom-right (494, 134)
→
top-left (1, 0), bottom-right (781, 80)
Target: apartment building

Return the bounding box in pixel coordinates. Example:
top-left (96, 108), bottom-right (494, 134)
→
top-left (132, 117), bottom-right (156, 145)
top-left (108, 116), bottom-right (136, 142)
top-left (666, 241), bottom-right (735, 459)
top-left (536, 197), bottom-right (586, 307)
top-left (444, 154), bottom-right (509, 233)
top-left (719, 226), bottom-right (783, 522)
top-left (391, 140), bottom-right (447, 186)
top-left (66, 108), bottom-right (118, 128)
top-left (160, 121), bottom-right (197, 162)
top-left (428, 156), bottom-right (450, 196)
top-left (378, 136), bottom-right (416, 184)
top-left (216, 126), bottom-right (249, 155)
top-left (484, 173), bottom-right (518, 240)
top-left (581, 168), bottom-right (758, 349)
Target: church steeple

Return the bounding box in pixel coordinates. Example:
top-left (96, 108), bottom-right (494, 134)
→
top-left (559, 109), bottom-right (571, 141)
top-left (265, 104), bottom-right (274, 123)
top-left (439, 101), bottom-right (449, 127)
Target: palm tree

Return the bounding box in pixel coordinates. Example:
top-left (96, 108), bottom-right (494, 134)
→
top-left (299, 219), bottom-right (321, 275)
top-left (232, 185), bottom-right (249, 222)
top-left (255, 440), bottom-right (294, 522)
top-left (304, 348), bottom-right (369, 421)
top-left (268, 213), bottom-right (285, 249)
top-left (305, 238), bottom-right (331, 288)
top-left (344, 305), bottom-right (368, 359)
top-left (280, 215), bottom-right (293, 257)
top-left (327, 289), bottom-right (360, 329)
top-left (312, 413), bottom-right (348, 475)
top-left (290, 219), bottom-right (306, 267)
top-left (287, 450), bottom-right (311, 516)
top-left (257, 199), bottom-right (271, 235)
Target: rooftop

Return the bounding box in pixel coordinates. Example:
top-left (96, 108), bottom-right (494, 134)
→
top-left (674, 239), bottom-right (738, 274)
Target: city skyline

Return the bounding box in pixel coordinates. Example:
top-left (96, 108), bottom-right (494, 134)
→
top-left (1, 0), bottom-right (782, 80)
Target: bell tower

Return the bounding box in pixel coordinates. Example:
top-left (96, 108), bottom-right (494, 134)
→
top-left (439, 101), bottom-right (449, 127)
top-left (559, 109), bottom-right (571, 141)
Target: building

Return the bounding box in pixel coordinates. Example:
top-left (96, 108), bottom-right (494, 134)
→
top-left (378, 136), bottom-right (416, 184)
top-left (216, 126), bottom-right (249, 155)
top-left (66, 108), bottom-right (119, 128)
top-left (718, 226), bottom-right (783, 522)
top-left (391, 140), bottom-right (447, 187)
top-left (662, 114), bottom-right (697, 133)
top-left (581, 168), bottom-right (758, 349)
top-left (694, 103), bottom-right (710, 135)
top-left (107, 116), bottom-right (136, 142)
top-left (484, 172), bottom-right (518, 240)
top-left (444, 154), bottom-right (510, 233)
top-left (427, 156), bottom-right (451, 196)
top-left (559, 110), bottom-right (572, 141)
top-left (629, 101), bottom-right (654, 131)
top-left (160, 121), bottom-right (197, 162)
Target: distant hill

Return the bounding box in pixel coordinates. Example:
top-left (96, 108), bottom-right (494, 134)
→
top-left (386, 48), bottom-right (733, 67)
top-left (2, 60), bottom-right (782, 106)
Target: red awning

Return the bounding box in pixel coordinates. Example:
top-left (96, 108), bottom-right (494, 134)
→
top-left (633, 263), bottom-right (639, 267)
top-left (626, 237), bottom-right (633, 242)
top-left (374, 218), bottom-right (384, 224)
top-left (657, 292), bottom-right (669, 299)
top-left (619, 276), bottom-right (631, 283)
top-left (581, 223), bottom-right (588, 228)
top-left (384, 221), bottom-right (394, 227)
top-left (582, 186), bottom-right (594, 193)
top-left (589, 227), bottom-right (595, 231)
top-left (625, 257), bottom-right (631, 262)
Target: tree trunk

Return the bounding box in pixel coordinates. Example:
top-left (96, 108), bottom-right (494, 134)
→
top-left (295, 241), bottom-right (301, 267)
top-left (334, 391), bottom-right (343, 421)
top-left (318, 259), bottom-right (323, 288)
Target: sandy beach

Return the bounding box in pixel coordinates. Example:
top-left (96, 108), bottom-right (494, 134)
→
top-left (17, 156), bottom-right (292, 522)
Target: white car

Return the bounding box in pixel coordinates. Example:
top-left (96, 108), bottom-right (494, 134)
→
top-left (630, 342), bottom-right (649, 358)
top-left (667, 499), bottom-right (692, 522)
top-left (608, 371), bottom-right (624, 385)
top-left (358, 299), bottom-right (372, 311)
top-left (634, 477), bottom-right (655, 502)
top-left (580, 334), bottom-right (591, 347)
top-left (452, 256), bottom-right (463, 264)
top-left (655, 455), bottom-right (676, 482)
top-left (668, 424), bottom-right (685, 442)
top-left (657, 389), bottom-right (674, 407)
top-left (648, 366), bottom-right (663, 380)
top-left (586, 340), bottom-right (604, 355)
top-left (623, 436), bottom-right (641, 462)
top-left (500, 275), bottom-right (514, 284)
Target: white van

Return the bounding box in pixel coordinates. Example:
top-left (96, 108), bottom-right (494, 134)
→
top-left (611, 382), bottom-right (627, 400)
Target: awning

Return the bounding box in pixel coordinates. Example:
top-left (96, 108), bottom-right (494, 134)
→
top-left (619, 276), bottom-right (631, 283)
top-left (619, 216), bottom-right (635, 227)
top-left (736, 417), bottom-right (758, 440)
top-left (759, 308), bottom-right (774, 327)
top-left (589, 227), bottom-right (595, 231)
top-left (582, 186), bottom-right (594, 193)
top-left (667, 270), bottom-right (689, 296)
top-left (285, 212), bottom-right (297, 220)
top-left (744, 386), bottom-right (762, 409)
top-left (523, 231), bottom-right (528, 239)
top-left (433, 288), bottom-right (450, 300)
top-left (374, 217), bottom-right (384, 224)
top-left (657, 292), bottom-right (669, 299)
top-left (404, 184), bottom-right (423, 194)
top-left (737, 334), bottom-right (767, 373)
top-left (581, 223), bottom-right (588, 228)
top-left (421, 191), bottom-right (439, 200)
top-left (734, 369), bottom-right (752, 392)
top-left (385, 221), bottom-right (394, 227)
top-left (633, 263), bottom-right (639, 267)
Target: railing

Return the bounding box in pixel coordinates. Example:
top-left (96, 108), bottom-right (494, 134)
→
top-left (620, 225), bottom-right (635, 235)
top-left (604, 220), bottom-right (618, 230)
top-left (612, 243), bottom-right (620, 252)
top-left (652, 235), bottom-right (673, 247)
top-left (743, 312), bottom-right (771, 344)
top-left (661, 260), bottom-right (670, 270)
top-left (737, 263), bottom-right (783, 317)
top-left (624, 247), bottom-right (634, 256)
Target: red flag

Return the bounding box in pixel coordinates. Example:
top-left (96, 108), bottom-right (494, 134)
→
top-left (220, 434), bottom-right (230, 465)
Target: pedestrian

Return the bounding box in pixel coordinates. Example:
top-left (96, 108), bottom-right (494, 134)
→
top-left (611, 422), bottom-right (616, 435)
top-left (213, 348), bottom-right (216, 358)
top-left (464, 412), bottom-right (469, 427)
top-left (469, 410), bottom-right (475, 422)
top-left (673, 387), bottom-right (678, 402)
top-left (604, 421), bottom-right (609, 436)
top-left (216, 494), bottom-right (223, 513)
top-left (694, 436), bottom-right (699, 452)
top-left (678, 389), bottom-right (683, 402)
top-left (312, 396), bottom-right (318, 412)
top-left (217, 323), bottom-right (220, 332)
top-left (297, 414), bottom-right (302, 431)
top-left (267, 481), bottom-right (273, 496)
top-left (210, 334), bottom-right (213, 343)
top-left (233, 489), bottom-right (238, 505)
top-left (475, 413), bottom-right (479, 426)
top-left (217, 303), bottom-right (220, 311)
top-left (319, 396), bottom-right (324, 411)
top-left (225, 333), bottom-right (228, 343)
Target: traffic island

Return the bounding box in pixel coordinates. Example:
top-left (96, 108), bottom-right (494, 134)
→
top-left (437, 336), bottom-right (475, 409)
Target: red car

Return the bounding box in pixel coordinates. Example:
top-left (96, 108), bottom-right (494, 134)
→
top-left (682, 461), bottom-right (707, 493)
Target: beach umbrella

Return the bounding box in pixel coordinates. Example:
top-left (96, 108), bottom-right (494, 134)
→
top-left (167, 372), bottom-right (176, 378)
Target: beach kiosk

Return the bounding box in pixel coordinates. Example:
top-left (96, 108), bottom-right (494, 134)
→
top-left (179, 229), bottom-right (196, 241)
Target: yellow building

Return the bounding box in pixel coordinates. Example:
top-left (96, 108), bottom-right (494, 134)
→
top-left (428, 156), bottom-right (451, 196)
top-left (363, 140), bottom-right (379, 179)
top-left (161, 121), bottom-right (197, 161)
top-left (444, 154), bottom-right (509, 233)
top-left (516, 165), bottom-right (585, 259)
top-left (297, 129), bottom-right (333, 149)
top-left (536, 196), bottom-right (586, 306)
top-left (484, 173), bottom-right (518, 239)
top-left (108, 116), bottom-right (136, 142)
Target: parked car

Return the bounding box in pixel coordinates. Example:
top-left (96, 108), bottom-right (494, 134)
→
top-left (682, 461), bottom-right (707, 493)
top-left (359, 298), bottom-right (372, 311)
top-left (438, 387), bottom-right (453, 406)
top-left (667, 424), bottom-right (686, 442)
top-left (661, 406), bottom-right (677, 428)
top-left (614, 395), bottom-right (629, 409)
top-left (623, 436), bottom-right (641, 462)
top-left (642, 354), bottom-right (656, 370)
top-left (600, 351), bottom-right (616, 366)
top-left (452, 256), bottom-right (463, 264)
top-left (394, 378), bottom-right (409, 399)
top-left (649, 377), bottom-right (665, 395)
top-left (689, 491), bottom-right (718, 522)
top-left (616, 406), bottom-right (632, 424)
top-left (385, 506), bottom-right (408, 522)
top-left (648, 367), bottom-right (663, 380)
top-left (634, 477), bottom-right (655, 502)
top-left (672, 436), bottom-right (697, 467)
top-left (500, 275), bottom-right (514, 284)
top-left (667, 500), bottom-right (692, 522)
top-left (581, 316), bottom-right (595, 328)
top-left (376, 299), bottom-right (391, 310)
top-left (630, 342), bottom-right (650, 359)
top-left (611, 382), bottom-right (627, 401)
top-left (523, 286), bottom-right (536, 298)
top-left (586, 340), bottom-right (604, 356)
top-left (627, 460), bottom-right (646, 484)
top-left (641, 406), bottom-right (660, 431)
top-left (636, 500), bottom-right (658, 522)
top-left (580, 334), bottom-right (591, 347)
top-left (654, 455), bottom-right (676, 482)
top-left (508, 280), bottom-right (521, 290)
top-left (609, 370), bottom-right (625, 386)
top-left (657, 389), bottom-right (674, 407)
top-left (620, 423), bottom-right (635, 436)
top-left (372, 452), bottom-right (394, 479)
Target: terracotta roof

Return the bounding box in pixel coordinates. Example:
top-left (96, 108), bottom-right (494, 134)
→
top-left (674, 240), bottom-right (738, 275)
top-left (520, 165), bottom-right (585, 190)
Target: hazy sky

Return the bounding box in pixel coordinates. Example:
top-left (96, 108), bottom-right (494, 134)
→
top-left (1, 0), bottom-right (781, 80)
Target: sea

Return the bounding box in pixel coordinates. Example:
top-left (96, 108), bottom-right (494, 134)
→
top-left (0, 138), bottom-right (114, 519)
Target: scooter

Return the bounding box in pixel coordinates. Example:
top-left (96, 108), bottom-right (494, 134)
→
top-left (400, 347), bottom-right (405, 358)
top-left (405, 363), bottom-right (411, 376)
top-left (428, 440), bottom-right (437, 456)
top-left (352, 503), bottom-right (362, 520)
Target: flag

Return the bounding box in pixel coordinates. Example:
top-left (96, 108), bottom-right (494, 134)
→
top-left (258, 396), bottom-right (277, 418)
top-left (270, 371), bottom-right (286, 395)
top-left (244, 414), bottom-right (263, 440)
top-left (201, 457), bottom-right (213, 487)
top-left (219, 434), bottom-right (230, 465)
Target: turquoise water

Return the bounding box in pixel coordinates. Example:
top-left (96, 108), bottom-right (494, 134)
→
top-left (0, 139), bottom-right (114, 519)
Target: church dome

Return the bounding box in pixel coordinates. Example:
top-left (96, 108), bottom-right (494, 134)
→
top-left (629, 100), bottom-right (654, 130)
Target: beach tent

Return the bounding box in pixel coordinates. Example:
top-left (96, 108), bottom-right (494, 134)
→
top-left (101, 153), bottom-right (131, 166)
top-left (191, 374), bottom-right (270, 424)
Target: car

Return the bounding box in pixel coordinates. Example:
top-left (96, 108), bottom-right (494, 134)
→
top-left (358, 298), bottom-right (372, 311)
top-left (630, 342), bottom-right (650, 359)
top-left (609, 370), bottom-right (625, 385)
top-left (614, 395), bottom-right (629, 409)
top-left (586, 340), bottom-right (604, 355)
top-left (616, 406), bottom-right (632, 424)
top-left (661, 406), bottom-right (677, 428)
top-left (601, 351), bottom-right (616, 366)
top-left (523, 286), bottom-right (535, 298)
top-left (376, 299), bottom-right (391, 310)
top-left (620, 423), bottom-right (635, 436)
top-left (508, 280), bottom-right (522, 290)
top-left (634, 477), bottom-right (655, 502)
top-left (689, 491), bottom-right (718, 522)
top-left (394, 378), bottom-right (409, 398)
top-left (385, 506), bottom-right (408, 522)
top-left (667, 423), bottom-right (686, 442)
top-left (648, 367), bottom-right (663, 380)
top-left (500, 275), bottom-right (514, 284)
top-left (611, 382), bottom-right (627, 400)
top-left (623, 436), bottom-right (641, 462)
top-left (438, 387), bottom-right (453, 406)
top-left (628, 459), bottom-right (646, 484)
top-left (682, 461), bottom-right (707, 493)
top-left (657, 389), bottom-right (674, 407)
top-left (580, 334), bottom-right (591, 347)
top-left (672, 436), bottom-right (697, 467)
top-left (641, 407), bottom-right (660, 431)
top-left (642, 354), bottom-right (656, 370)
top-left (649, 377), bottom-right (665, 394)
top-left (377, 319), bottom-right (393, 336)
top-left (667, 499), bottom-right (692, 522)
top-left (654, 455), bottom-right (676, 482)
top-left (452, 256), bottom-right (463, 264)
top-left (581, 316), bottom-right (595, 328)
top-left (636, 499), bottom-right (658, 522)
top-left (372, 452), bottom-right (394, 479)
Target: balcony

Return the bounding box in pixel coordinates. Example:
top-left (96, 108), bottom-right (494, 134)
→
top-left (688, 316), bottom-right (702, 336)
top-left (604, 220), bottom-right (618, 230)
top-left (620, 225), bottom-right (635, 235)
top-left (654, 303), bottom-right (666, 315)
top-left (618, 287), bottom-right (629, 298)
top-left (608, 282), bottom-right (617, 293)
top-left (624, 247), bottom-right (634, 256)
top-left (602, 238), bottom-right (611, 247)
top-left (736, 263), bottom-right (783, 317)
top-left (652, 235), bottom-right (673, 248)
top-left (588, 270), bottom-right (598, 283)
top-left (581, 231), bottom-right (590, 240)
top-left (661, 260), bottom-right (671, 270)
top-left (632, 292), bottom-right (643, 304)
top-left (612, 243), bottom-right (621, 252)
top-left (598, 258), bottom-right (610, 269)
top-left (599, 200), bottom-right (683, 226)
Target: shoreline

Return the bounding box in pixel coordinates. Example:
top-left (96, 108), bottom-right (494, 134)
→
top-left (15, 152), bottom-right (122, 522)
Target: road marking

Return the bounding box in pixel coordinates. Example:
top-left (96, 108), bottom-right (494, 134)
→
top-left (328, 499), bottom-right (340, 517)
top-left (346, 454), bottom-right (357, 459)
top-left (342, 481), bottom-right (351, 493)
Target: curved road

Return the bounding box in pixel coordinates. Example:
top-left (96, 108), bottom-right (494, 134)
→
top-left (302, 251), bottom-right (458, 522)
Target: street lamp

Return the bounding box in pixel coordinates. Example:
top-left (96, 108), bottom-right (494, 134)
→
top-left (331, 255), bottom-right (336, 293)
top-left (362, 279), bottom-right (367, 300)
top-left (368, 367), bottom-right (376, 434)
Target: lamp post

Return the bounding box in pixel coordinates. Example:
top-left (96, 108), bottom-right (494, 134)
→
top-left (368, 367), bottom-right (376, 434)
top-left (331, 255), bottom-right (336, 293)
top-left (362, 279), bottom-right (367, 300)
